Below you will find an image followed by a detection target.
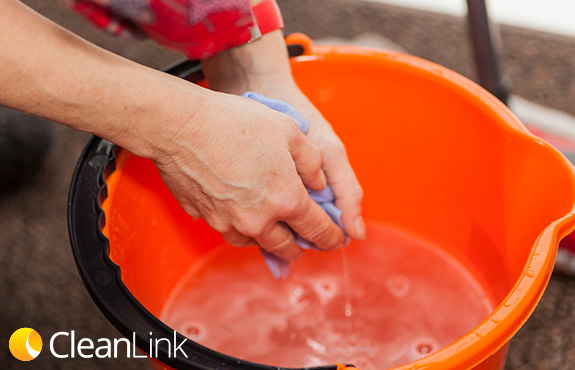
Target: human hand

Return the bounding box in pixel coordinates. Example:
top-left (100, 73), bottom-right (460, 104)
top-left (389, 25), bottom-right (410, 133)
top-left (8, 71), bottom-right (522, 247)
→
top-left (257, 84), bottom-right (366, 241)
top-left (203, 31), bottom-right (365, 241)
top-left (151, 91), bottom-right (347, 260)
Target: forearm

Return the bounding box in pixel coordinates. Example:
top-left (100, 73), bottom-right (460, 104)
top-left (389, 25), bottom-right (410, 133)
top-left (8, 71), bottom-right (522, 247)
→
top-left (0, 0), bottom-right (206, 159)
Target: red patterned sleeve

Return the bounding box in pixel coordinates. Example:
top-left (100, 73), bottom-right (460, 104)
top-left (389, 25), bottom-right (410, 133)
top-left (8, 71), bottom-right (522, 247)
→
top-left (65, 0), bottom-right (255, 60)
top-left (66, 1), bottom-right (134, 37)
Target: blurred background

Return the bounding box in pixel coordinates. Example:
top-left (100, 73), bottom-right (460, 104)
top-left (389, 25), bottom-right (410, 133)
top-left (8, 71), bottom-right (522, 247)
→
top-left (1, 0), bottom-right (574, 369)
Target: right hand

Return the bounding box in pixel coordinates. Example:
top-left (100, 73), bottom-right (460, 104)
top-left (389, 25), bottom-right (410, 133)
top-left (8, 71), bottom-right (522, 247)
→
top-left (152, 91), bottom-right (347, 260)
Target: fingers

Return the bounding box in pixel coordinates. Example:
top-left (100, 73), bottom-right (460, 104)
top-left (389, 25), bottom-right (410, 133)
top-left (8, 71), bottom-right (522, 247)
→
top-left (285, 193), bottom-right (347, 251)
top-left (255, 223), bottom-right (303, 261)
top-left (181, 202), bottom-right (201, 220)
top-left (290, 132), bottom-right (327, 192)
top-left (221, 229), bottom-right (256, 247)
top-left (323, 144), bottom-right (365, 240)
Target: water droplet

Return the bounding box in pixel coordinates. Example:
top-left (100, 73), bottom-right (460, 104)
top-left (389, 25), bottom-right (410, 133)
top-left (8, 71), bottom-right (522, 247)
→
top-left (504, 302), bottom-right (511, 308)
top-left (344, 303), bottom-right (353, 318)
top-left (525, 269), bottom-right (535, 278)
top-left (410, 338), bottom-right (439, 360)
top-left (313, 278), bottom-right (338, 303)
top-left (289, 285), bottom-right (319, 308)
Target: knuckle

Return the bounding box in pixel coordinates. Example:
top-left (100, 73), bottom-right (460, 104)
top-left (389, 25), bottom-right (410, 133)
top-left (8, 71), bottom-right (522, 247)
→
top-left (332, 142), bottom-right (347, 159)
top-left (235, 217), bottom-right (267, 238)
top-left (334, 139), bottom-right (346, 152)
top-left (305, 221), bottom-right (334, 245)
top-left (264, 238), bottom-right (293, 255)
top-left (352, 184), bottom-right (364, 201)
top-left (282, 115), bottom-right (299, 130)
top-left (287, 124), bottom-right (305, 143)
top-left (206, 216), bottom-right (232, 235)
top-left (224, 234), bottom-right (253, 247)
top-left (182, 204), bottom-right (201, 220)
top-left (270, 190), bottom-right (303, 219)
top-left (325, 139), bottom-right (347, 159)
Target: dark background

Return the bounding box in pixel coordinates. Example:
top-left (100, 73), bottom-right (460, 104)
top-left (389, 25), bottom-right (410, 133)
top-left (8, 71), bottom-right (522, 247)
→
top-left (1, 0), bottom-right (574, 369)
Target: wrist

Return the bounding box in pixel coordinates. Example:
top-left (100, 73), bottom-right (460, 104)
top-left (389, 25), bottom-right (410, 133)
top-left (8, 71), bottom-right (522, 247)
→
top-left (87, 65), bottom-right (210, 164)
top-left (127, 79), bottom-right (212, 164)
top-left (202, 30), bottom-right (294, 94)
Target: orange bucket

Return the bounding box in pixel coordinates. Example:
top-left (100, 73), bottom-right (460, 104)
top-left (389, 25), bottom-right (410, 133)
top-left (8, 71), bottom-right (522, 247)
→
top-left (69, 34), bottom-right (575, 370)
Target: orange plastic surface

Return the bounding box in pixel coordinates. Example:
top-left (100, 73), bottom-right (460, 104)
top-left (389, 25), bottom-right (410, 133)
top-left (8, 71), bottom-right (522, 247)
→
top-left (101, 34), bottom-right (575, 370)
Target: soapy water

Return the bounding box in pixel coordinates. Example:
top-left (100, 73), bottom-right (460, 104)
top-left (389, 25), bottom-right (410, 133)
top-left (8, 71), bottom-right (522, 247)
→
top-left (161, 223), bottom-right (495, 369)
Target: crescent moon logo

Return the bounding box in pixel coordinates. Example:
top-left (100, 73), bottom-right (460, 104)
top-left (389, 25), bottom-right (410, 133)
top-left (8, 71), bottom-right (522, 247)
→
top-left (9, 328), bottom-right (42, 361)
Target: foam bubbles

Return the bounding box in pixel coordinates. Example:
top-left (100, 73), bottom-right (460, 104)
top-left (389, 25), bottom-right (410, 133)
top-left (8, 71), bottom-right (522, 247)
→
top-left (386, 275), bottom-right (410, 297)
top-left (161, 224), bottom-right (494, 369)
top-left (182, 322), bottom-right (207, 341)
top-left (410, 337), bottom-right (440, 361)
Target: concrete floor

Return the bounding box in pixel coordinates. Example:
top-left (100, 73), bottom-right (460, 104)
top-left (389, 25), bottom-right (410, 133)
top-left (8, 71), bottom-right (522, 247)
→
top-left (1, 0), bottom-right (574, 369)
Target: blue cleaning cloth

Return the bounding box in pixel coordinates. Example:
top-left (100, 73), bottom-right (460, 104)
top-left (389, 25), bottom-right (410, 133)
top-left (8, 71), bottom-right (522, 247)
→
top-left (242, 92), bottom-right (346, 279)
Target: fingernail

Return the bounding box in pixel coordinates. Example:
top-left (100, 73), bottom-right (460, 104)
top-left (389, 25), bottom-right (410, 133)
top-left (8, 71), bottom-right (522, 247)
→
top-left (354, 216), bottom-right (366, 240)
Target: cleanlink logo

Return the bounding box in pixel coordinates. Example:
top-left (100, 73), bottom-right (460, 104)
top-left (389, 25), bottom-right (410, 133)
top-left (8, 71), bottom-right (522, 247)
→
top-left (10, 328), bottom-right (188, 361)
top-left (9, 328), bottom-right (43, 361)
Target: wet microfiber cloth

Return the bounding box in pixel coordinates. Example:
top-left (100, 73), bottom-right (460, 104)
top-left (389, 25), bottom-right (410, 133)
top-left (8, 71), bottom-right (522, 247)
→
top-left (242, 92), bottom-right (346, 279)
